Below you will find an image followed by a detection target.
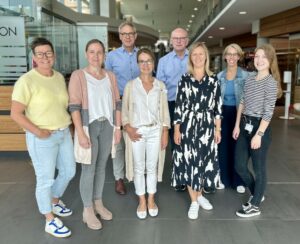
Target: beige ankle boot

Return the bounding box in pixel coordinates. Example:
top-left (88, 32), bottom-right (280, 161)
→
top-left (82, 207), bottom-right (102, 230)
top-left (94, 200), bottom-right (113, 220)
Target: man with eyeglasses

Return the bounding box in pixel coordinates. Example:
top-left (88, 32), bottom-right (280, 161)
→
top-left (105, 21), bottom-right (140, 195)
top-left (156, 27), bottom-right (189, 192)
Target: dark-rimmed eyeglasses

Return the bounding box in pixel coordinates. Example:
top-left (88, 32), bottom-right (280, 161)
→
top-left (138, 60), bottom-right (153, 65)
top-left (120, 32), bottom-right (136, 37)
top-left (34, 51), bottom-right (54, 59)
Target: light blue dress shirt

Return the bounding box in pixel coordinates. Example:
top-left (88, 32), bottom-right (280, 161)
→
top-left (105, 46), bottom-right (140, 96)
top-left (156, 50), bottom-right (189, 101)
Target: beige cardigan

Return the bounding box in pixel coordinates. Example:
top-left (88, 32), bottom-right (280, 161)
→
top-left (122, 78), bottom-right (170, 182)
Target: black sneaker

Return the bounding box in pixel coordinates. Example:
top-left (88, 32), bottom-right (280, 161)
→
top-left (242, 195), bottom-right (265, 210)
top-left (174, 185), bottom-right (186, 192)
top-left (236, 205), bottom-right (261, 218)
top-left (203, 187), bottom-right (216, 194)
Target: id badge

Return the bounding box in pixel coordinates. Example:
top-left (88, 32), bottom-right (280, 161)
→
top-left (245, 123), bottom-right (253, 133)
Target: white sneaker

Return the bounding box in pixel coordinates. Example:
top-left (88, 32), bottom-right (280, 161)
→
top-left (45, 217), bottom-right (71, 238)
top-left (197, 195), bottom-right (213, 210)
top-left (52, 200), bottom-right (72, 217)
top-left (236, 185), bottom-right (246, 194)
top-left (188, 202), bottom-right (199, 220)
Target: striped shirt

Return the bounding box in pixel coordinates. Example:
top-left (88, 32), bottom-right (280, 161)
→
top-left (241, 74), bottom-right (277, 122)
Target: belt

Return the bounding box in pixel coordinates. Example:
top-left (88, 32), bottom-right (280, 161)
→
top-left (97, 117), bottom-right (106, 122)
top-left (51, 126), bottom-right (68, 132)
top-left (242, 114), bottom-right (261, 121)
top-left (139, 123), bottom-right (157, 127)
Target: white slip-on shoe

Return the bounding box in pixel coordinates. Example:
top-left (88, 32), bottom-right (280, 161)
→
top-left (188, 202), bottom-right (199, 220)
top-left (197, 195), bottom-right (213, 210)
top-left (148, 204), bottom-right (159, 217)
top-left (45, 217), bottom-right (71, 238)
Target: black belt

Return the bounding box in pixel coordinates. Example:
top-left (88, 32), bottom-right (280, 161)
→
top-left (242, 114), bottom-right (261, 121)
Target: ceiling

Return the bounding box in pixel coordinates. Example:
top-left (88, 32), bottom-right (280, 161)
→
top-left (120, 0), bottom-right (300, 46)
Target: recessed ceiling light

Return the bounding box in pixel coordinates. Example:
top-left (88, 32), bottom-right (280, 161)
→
top-left (189, 20), bottom-right (193, 23)
top-left (191, 14), bottom-right (195, 18)
top-left (239, 11), bottom-right (247, 15)
top-left (158, 29), bottom-right (161, 32)
top-left (194, 7), bottom-right (198, 11)
top-left (219, 27), bottom-right (225, 30)
top-left (186, 28), bottom-right (189, 31)
top-left (208, 36), bottom-right (213, 39)
top-left (197, 0), bottom-right (202, 2)
top-left (187, 24), bottom-right (191, 27)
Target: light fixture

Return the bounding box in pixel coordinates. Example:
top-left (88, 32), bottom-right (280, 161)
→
top-left (219, 27), bottom-right (225, 30)
top-left (189, 20), bottom-right (193, 23)
top-left (187, 24), bottom-right (191, 27)
top-left (208, 36), bottom-right (213, 39)
top-left (239, 11), bottom-right (247, 14)
top-left (197, 0), bottom-right (202, 2)
top-left (194, 7), bottom-right (198, 11)
top-left (191, 14), bottom-right (195, 18)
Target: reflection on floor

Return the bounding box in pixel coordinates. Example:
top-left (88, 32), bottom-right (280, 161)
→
top-left (0, 108), bottom-right (300, 244)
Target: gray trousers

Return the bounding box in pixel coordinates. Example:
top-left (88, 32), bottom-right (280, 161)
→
top-left (80, 119), bottom-right (113, 207)
top-left (112, 135), bottom-right (125, 180)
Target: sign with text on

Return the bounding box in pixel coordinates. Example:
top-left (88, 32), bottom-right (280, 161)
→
top-left (0, 16), bottom-right (27, 82)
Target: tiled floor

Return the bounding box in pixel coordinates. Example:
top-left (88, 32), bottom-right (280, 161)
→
top-left (1, 108), bottom-right (300, 244)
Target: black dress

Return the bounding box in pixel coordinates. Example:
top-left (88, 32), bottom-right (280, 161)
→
top-left (171, 73), bottom-right (222, 191)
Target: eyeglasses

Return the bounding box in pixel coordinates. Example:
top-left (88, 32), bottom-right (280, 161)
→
top-left (172, 37), bottom-right (187, 42)
top-left (138, 60), bottom-right (153, 65)
top-left (34, 51), bottom-right (54, 59)
top-left (120, 32), bottom-right (136, 37)
top-left (226, 53), bottom-right (239, 57)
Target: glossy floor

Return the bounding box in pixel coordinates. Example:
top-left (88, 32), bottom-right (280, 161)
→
top-left (0, 109), bottom-right (300, 244)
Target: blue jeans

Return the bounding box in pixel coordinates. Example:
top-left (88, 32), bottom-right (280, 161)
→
top-left (234, 115), bottom-right (271, 206)
top-left (26, 128), bottom-right (76, 214)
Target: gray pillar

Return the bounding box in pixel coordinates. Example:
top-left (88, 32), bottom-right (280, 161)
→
top-left (100, 0), bottom-right (115, 18)
top-left (90, 0), bottom-right (100, 15)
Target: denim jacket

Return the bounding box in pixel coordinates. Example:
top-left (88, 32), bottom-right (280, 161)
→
top-left (217, 67), bottom-right (249, 107)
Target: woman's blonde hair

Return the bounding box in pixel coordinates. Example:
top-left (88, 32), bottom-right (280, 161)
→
top-left (222, 43), bottom-right (243, 61)
top-left (187, 42), bottom-right (212, 76)
top-left (255, 44), bottom-right (282, 98)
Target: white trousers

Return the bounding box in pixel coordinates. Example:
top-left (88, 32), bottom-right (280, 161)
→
top-left (132, 126), bottom-right (160, 196)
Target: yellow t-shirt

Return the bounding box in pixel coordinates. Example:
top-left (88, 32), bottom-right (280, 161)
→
top-left (12, 69), bottom-right (71, 130)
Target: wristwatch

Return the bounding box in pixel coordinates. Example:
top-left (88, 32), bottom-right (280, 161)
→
top-left (257, 131), bottom-right (264, 136)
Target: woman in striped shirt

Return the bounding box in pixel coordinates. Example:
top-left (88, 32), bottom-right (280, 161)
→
top-left (232, 44), bottom-right (282, 218)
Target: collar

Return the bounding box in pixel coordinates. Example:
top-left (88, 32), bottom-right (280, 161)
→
top-left (121, 46), bottom-right (138, 54)
top-left (221, 67), bottom-right (243, 79)
top-left (170, 49), bottom-right (189, 58)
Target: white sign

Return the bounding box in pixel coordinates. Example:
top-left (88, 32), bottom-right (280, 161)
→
top-left (0, 16), bottom-right (27, 81)
top-left (0, 16), bottom-right (25, 46)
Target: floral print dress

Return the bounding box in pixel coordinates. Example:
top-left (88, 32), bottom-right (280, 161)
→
top-left (171, 73), bottom-right (222, 191)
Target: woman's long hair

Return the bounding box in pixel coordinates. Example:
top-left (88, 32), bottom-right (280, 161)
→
top-left (255, 44), bottom-right (282, 98)
top-left (187, 42), bottom-right (213, 76)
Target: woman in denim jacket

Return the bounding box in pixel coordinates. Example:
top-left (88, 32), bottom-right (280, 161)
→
top-left (217, 43), bottom-right (248, 193)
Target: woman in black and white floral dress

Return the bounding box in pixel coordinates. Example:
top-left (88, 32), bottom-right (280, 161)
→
top-left (171, 42), bottom-right (222, 220)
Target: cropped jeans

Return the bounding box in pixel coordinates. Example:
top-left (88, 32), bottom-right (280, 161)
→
top-left (26, 128), bottom-right (76, 215)
top-left (234, 115), bottom-right (271, 206)
top-left (132, 126), bottom-right (160, 196)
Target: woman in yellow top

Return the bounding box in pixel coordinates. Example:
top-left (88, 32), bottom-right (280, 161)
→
top-left (11, 37), bottom-right (75, 238)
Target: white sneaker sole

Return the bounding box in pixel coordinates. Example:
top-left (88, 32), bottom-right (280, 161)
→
top-left (236, 211), bottom-right (261, 218)
top-left (45, 229), bottom-right (71, 238)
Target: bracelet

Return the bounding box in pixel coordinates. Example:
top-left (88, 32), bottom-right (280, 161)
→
top-left (215, 127), bottom-right (221, 131)
top-left (114, 126), bottom-right (121, 130)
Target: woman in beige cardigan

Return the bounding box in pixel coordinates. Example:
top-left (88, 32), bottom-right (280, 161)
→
top-left (122, 48), bottom-right (170, 219)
